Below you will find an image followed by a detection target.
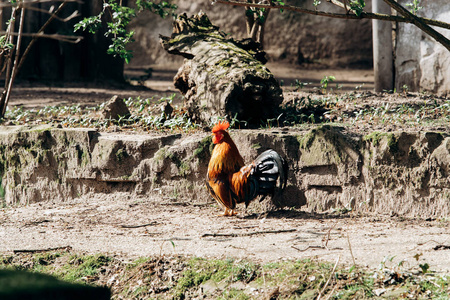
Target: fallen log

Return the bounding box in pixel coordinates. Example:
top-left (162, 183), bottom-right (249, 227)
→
top-left (160, 11), bottom-right (283, 124)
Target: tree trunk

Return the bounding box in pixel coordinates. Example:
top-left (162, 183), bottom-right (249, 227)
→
top-left (372, 0), bottom-right (393, 92)
top-left (17, 0), bottom-right (124, 82)
top-left (160, 12), bottom-right (283, 125)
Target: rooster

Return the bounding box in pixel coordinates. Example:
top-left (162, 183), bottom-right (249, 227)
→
top-left (206, 121), bottom-right (288, 216)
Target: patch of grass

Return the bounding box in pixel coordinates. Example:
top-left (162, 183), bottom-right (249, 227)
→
top-left (57, 254), bottom-right (111, 282)
top-left (0, 250), bottom-right (450, 299)
top-left (2, 94), bottom-right (201, 133)
top-left (2, 89), bottom-right (450, 132)
top-left (219, 288), bottom-right (250, 300)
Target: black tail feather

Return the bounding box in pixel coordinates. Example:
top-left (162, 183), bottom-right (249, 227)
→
top-left (248, 149), bottom-right (288, 203)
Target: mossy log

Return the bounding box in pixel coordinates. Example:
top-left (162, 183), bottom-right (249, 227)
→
top-left (160, 12), bottom-right (283, 124)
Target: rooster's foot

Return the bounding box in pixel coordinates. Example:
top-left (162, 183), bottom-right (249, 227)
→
top-left (218, 208), bottom-right (237, 217)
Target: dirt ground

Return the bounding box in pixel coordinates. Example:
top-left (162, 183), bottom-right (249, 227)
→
top-left (8, 63), bottom-right (374, 109)
top-left (2, 64), bottom-right (450, 275)
top-left (1, 193), bottom-right (449, 274)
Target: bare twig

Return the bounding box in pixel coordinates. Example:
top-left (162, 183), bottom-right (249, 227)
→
top-left (322, 222), bottom-right (338, 250)
top-left (13, 246), bottom-right (72, 254)
top-left (17, 1), bottom-right (70, 73)
top-left (23, 6), bottom-right (81, 22)
top-left (119, 221), bottom-right (158, 229)
top-left (407, 239), bottom-right (449, 252)
top-left (317, 255), bottom-right (340, 300)
top-left (2, 6), bottom-right (25, 117)
top-left (291, 245), bottom-right (325, 252)
top-left (0, 0), bottom-right (82, 8)
top-left (347, 231), bottom-right (356, 267)
top-left (0, 32), bottom-right (83, 43)
top-left (202, 228), bottom-right (296, 237)
top-left (215, 0), bottom-right (450, 30)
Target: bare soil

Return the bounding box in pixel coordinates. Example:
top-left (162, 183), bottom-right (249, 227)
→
top-left (1, 64), bottom-right (450, 277)
top-left (1, 192), bottom-right (450, 274)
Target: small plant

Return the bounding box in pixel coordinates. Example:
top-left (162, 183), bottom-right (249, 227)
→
top-left (406, 0), bottom-right (423, 15)
top-left (294, 79), bottom-right (310, 91)
top-left (313, 0), bottom-right (321, 7)
top-left (419, 263), bottom-right (430, 274)
top-left (349, 0), bottom-right (366, 16)
top-left (402, 84), bottom-right (409, 94)
top-left (320, 75), bottom-right (336, 92)
top-left (75, 0), bottom-right (177, 63)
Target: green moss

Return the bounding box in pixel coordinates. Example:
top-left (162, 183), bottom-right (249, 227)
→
top-left (363, 131), bottom-right (384, 146)
top-left (178, 161), bottom-right (191, 177)
top-left (193, 135), bottom-right (213, 159)
top-left (115, 148), bottom-right (128, 162)
top-left (251, 143), bottom-right (262, 150)
top-left (386, 133), bottom-right (399, 154)
top-left (297, 130), bottom-right (316, 150)
top-left (216, 58), bottom-right (233, 68)
top-left (363, 132), bottom-right (399, 154)
top-left (154, 147), bottom-right (172, 162)
top-left (0, 177), bottom-right (5, 202)
top-left (297, 126), bottom-right (357, 166)
top-left (81, 151), bottom-right (89, 167)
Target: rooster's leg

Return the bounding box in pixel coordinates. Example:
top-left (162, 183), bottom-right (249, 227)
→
top-left (218, 208), bottom-right (238, 216)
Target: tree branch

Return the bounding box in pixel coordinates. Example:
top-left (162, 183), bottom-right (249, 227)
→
top-left (1, 7), bottom-right (25, 117)
top-left (23, 6), bottom-right (81, 22)
top-left (0, 0), bottom-right (83, 8)
top-left (0, 32), bottom-right (83, 43)
top-left (0, 7), bottom-right (17, 117)
top-left (382, 0), bottom-right (450, 52)
top-left (214, 0), bottom-right (450, 31)
top-left (16, 1), bottom-right (70, 74)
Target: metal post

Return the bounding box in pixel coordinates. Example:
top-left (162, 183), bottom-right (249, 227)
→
top-left (372, 0), bottom-right (394, 92)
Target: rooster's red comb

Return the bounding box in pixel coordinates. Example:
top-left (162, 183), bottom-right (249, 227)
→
top-left (212, 120), bottom-right (230, 133)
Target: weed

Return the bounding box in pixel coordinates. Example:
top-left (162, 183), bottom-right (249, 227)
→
top-left (1, 252), bottom-right (449, 299)
top-left (320, 75), bottom-right (336, 92)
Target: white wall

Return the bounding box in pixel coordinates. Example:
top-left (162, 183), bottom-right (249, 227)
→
top-left (395, 0), bottom-right (450, 95)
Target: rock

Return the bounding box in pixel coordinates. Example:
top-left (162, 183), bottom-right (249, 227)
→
top-left (101, 95), bottom-right (130, 120)
top-left (160, 12), bottom-right (283, 124)
top-left (373, 288), bottom-right (386, 296)
top-left (1, 125), bottom-right (450, 218)
top-left (395, 1), bottom-right (450, 95)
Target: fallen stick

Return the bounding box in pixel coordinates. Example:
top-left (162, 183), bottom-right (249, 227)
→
top-left (13, 246), bottom-right (72, 254)
top-left (119, 221), bottom-right (158, 229)
top-left (291, 245), bottom-right (343, 252)
top-left (317, 255), bottom-right (340, 300)
top-left (202, 229), bottom-right (296, 238)
top-left (291, 245), bottom-right (325, 252)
